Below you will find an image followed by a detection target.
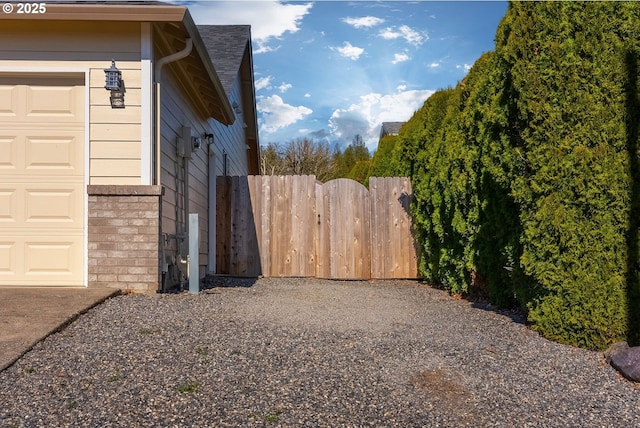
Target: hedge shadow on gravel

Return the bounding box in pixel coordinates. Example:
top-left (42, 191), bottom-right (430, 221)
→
top-left (200, 275), bottom-right (259, 290)
top-left (469, 299), bottom-right (527, 325)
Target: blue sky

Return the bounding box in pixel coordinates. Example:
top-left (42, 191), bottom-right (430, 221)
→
top-left (185, 1), bottom-right (508, 151)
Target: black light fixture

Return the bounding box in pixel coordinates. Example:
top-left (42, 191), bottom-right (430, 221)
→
top-left (104, 60), bottom-right (122, 91)
top-left (104, 60), bottom-right (125, 109)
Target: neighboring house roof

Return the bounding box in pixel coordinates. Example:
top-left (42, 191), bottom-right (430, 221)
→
top-left (380, 122), bottom-right (405, 138)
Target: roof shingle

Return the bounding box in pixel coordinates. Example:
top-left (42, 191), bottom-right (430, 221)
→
top-left (197, 25), bottom-right (251, 96)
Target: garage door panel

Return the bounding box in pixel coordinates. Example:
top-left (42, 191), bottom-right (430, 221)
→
top-left (26, 132), bottom-right (83, 173)
top-left (0, 74), bottom-right (85, 286)
top-left (0, 189), bottom-right (17, 222)
top-left (0, 185), bottom-right (81, 228)
top-left (0, 237), bottom-right (83, 285)
top-left (25, 188), bottom-right (80, 224)
top-left (0, 136), bottom-right (18, 169)
top-left (0, 242), bottom-right (16, 273)
top-left (26, 86), bottom-right (82, 119)
top-left (1, 78), bottom-right (83, 123)
top-left (25, 240), bottom-right (81, 274)
top-left (0, 131), bottom-right (83, 175)
top-left (0, 86), bottom-right (18, 116)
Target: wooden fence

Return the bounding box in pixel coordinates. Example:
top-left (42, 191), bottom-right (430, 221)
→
top-left (216, 175), bottom-right (418, 279)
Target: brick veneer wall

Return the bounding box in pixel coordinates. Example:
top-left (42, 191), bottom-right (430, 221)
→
top-left (87, 185), bottom-right (163, 293)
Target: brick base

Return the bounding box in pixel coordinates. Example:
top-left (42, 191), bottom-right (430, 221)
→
top-left (87, 185), bottom-right (163, 293)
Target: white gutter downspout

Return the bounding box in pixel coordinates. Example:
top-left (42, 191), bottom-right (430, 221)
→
top-left (154, 38), bottom-right (193, 292)
top-left (154, 37), bottom-right (193, 185)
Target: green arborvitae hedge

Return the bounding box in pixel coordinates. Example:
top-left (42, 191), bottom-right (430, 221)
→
top-left (384, 1), bottom-right (640, 350)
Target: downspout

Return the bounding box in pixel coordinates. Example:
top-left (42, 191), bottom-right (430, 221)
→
top-left (154, 38), bottom-right (193, 185)
top-left (154, 38), bottom-right (193, 292)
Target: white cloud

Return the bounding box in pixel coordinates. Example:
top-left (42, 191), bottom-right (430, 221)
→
top-left (379, 28), bottom-right (400, 41)
top-left (255, 76), bottom-right (273, 91)
top-left (331, 42), bottom-right (364, 60)
top-left (456, 63), bottom-right (472, 71)
top-left (257, 95), bottom-right (313, 133)
top-left (186, 1), bottom-right (313, 54)
top-left (429, 62), bottom-right (440, 69)
top-left (329, 89), bottom-right (434, 150)
top-left (379, 25), bottom-right (427, 46)
top-left (392, 53), bottom-right (410, 64)
top-left (396, 84), bottom-right (407, 91)
top-left (342, 16), bottom-right (385, 29)
top-left (278, 82), bottom-right (293, 93)
top-left (304, 93), bottom-right (311, 98)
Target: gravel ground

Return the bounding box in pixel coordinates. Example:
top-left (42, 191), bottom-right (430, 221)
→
top-left (1, 277), bottom-right (639, 427)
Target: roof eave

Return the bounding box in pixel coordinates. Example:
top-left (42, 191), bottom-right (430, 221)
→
top-left (181, 10), bottom-right (235, 125)
top-left (0, 4), bottom-right (188, 21)
top-left (2, 3), bottom-right (235, 125)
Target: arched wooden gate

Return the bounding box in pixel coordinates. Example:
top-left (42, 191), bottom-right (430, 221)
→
top-left (216, 175), bottom-right (418, 279)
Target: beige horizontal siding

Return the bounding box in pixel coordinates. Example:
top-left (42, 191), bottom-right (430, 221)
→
top-left (91, 141), bottom-right (140, 158)
top-left (0, 20), bottom-right (145, 186)
top-left (90, 159), bottom-right (141, 177)
top-left (90, 124), bottom-right (141, 141)
top-left (89, 176), bottom-right (141, 185)
top-left (90, 105), bottom-right (141, 124)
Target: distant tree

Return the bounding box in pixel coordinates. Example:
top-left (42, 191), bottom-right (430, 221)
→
top-left (283, 138), bottom-right (334, 182)
top-left (346, 160), bottom-right (371, 185)
top-left (369, 135), bottom-right (399, 177)
top-left (260, 142), bottom-right (287, 176)
top-left (260, 138), bottom-right (335, 182)
top-left (333, 134), bottom-right (371, 182)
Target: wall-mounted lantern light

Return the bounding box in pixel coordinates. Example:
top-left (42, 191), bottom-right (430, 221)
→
top-left (203, 133), bottom-right (214, 145)
top-left (232, 101), bottom-right (242, 115)
top-left (104, 60), bottom-right (125, 109)
top-left (104, 60), bottom-right (122, 91)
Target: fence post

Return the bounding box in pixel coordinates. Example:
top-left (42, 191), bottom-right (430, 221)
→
top-left (189, 213), bottom-right (199, 294)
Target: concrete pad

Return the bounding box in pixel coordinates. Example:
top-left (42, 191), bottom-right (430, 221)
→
top-left (0, 287), bottom-right (119, 371)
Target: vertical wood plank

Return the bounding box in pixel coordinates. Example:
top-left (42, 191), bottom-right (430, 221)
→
top-left (229, 176), bottom-right (243, 274)
top-left (316, 179), bottom-right (329, 278)
top-left (283, 175), bottom-right (293, 276)
top-left (272, 175), bottom-right (282, 276)
top-left (248, 175), bottom-right (262, 276)
top-left (305, 175), bottom-right (317, 276)
top-left (215, 176), bottom-right (231, 274)
top-left (261, 175), bottom-right (272, 276)
top-left (369, 177), bottom-right (383, 278)
top-left (291, 175), bottom-right (302, 275)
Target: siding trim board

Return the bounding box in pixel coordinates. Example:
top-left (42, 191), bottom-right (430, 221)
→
top-left (141, 23), bottom-right (153, 185)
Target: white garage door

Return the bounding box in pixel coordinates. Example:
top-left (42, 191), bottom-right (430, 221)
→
top-left (0, 74), bottom-right (85, 286)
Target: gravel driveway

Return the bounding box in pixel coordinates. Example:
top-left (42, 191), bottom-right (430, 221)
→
top-left (1, 277), bottom-right (639, 427)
